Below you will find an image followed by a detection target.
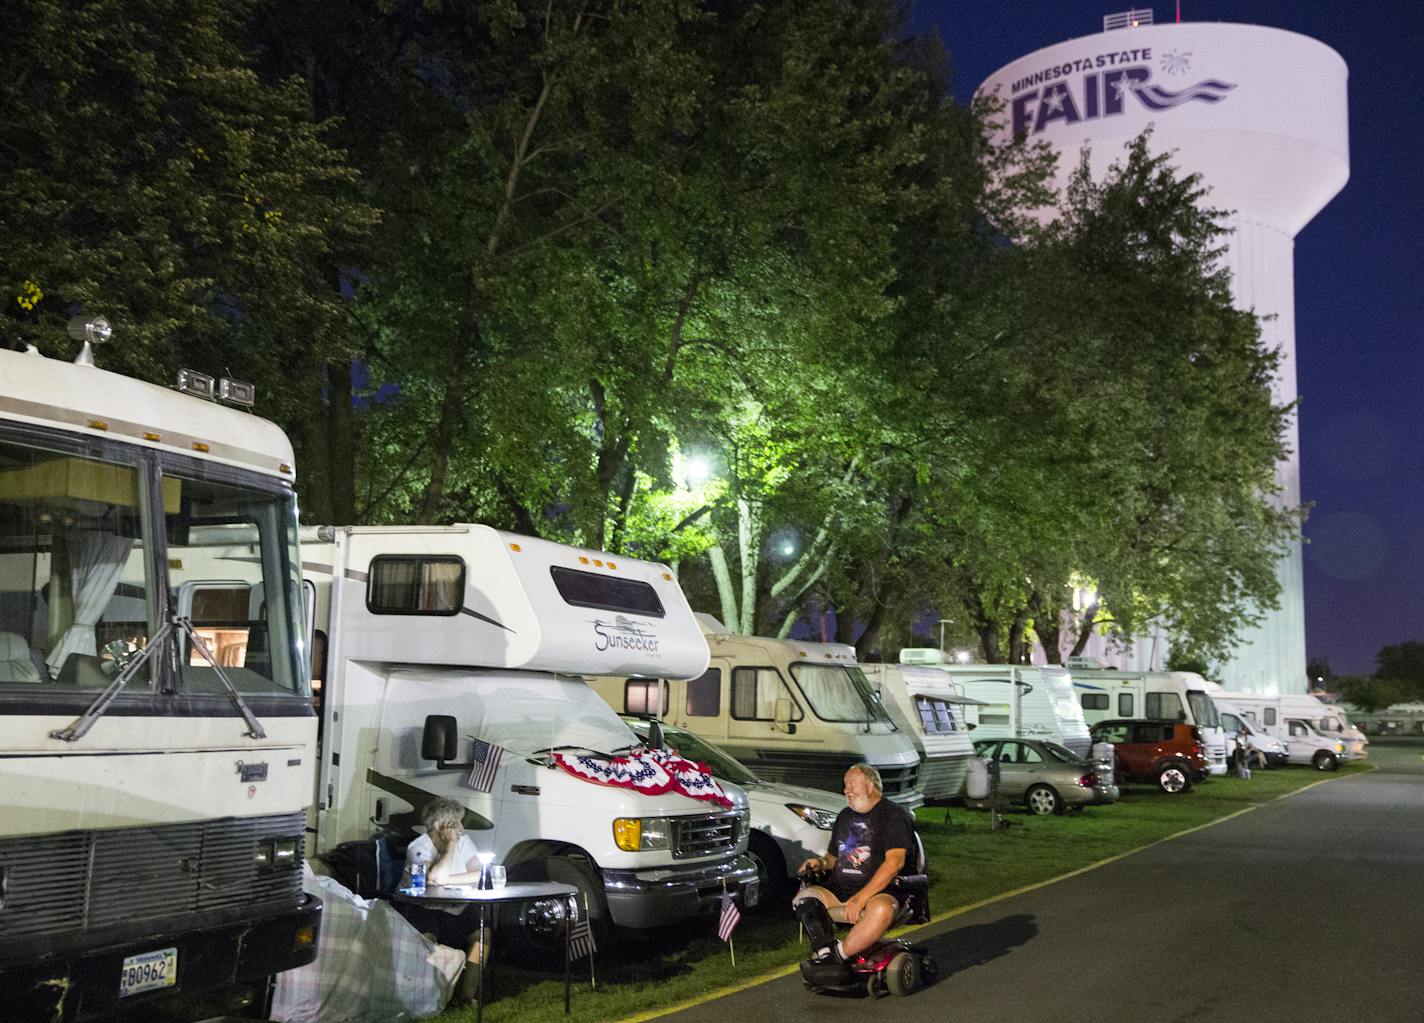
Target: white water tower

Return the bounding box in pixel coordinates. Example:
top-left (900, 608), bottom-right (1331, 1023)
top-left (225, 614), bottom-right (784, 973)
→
top-left (980, 15), bottom-right (1349, 693)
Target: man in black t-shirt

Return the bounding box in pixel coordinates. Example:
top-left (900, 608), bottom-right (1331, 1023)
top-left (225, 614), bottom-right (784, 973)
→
top-left (794, 763), bottom-right (916, 963)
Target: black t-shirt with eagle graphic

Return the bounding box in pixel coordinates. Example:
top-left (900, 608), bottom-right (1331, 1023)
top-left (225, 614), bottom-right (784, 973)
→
top-left (826, 797), bottom-right (915, 901)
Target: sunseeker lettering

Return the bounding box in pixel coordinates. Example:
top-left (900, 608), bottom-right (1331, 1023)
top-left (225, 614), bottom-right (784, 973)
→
top-left (593, 616), bottom-right (660, 655)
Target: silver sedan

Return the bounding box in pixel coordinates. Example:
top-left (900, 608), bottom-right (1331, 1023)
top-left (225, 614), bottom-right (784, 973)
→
top-left (966, 738), bottom-right (1120, 815)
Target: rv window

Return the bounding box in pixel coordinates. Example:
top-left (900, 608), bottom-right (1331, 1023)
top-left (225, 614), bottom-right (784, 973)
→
top-left (1145, 692), bottom-right (1186, 722)
top-left (914, 696), bottom-right (958, 734)
top-left (367, 556), bottom-right (464, 615)
top-left (1080, 693), bottom-right (1108, 711)
top-left (1318, 716), bottom-right (1340, 732)
top-left (549, 566), bottom-right (665, 617)
top-left (1118, 693), bottom-right (1134, 717)
top-left (730, 666), bottom-right (802, 722)
top-left (625, 678), bottom-right (669, 716)
top-left (1264, 708), bottom-right (1276, 726)
top-left (1222, 713), bottom-right (1241, 731)
top-left (979, 705), bottom-right (1011, 726)
top-left (685, 668), bottom-right (721, 717)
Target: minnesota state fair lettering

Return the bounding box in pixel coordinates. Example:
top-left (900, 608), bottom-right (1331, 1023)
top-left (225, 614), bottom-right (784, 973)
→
top-left (1008, 46), bottom-right (1237, 138)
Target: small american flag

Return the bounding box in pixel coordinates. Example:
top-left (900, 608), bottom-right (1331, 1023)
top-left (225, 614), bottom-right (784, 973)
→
top-left (460, 738), bottom-right (504, 792)
top-left (568, 906), bottom-right (597, 961)
top-left (717, 889), bottom-right (741, 942)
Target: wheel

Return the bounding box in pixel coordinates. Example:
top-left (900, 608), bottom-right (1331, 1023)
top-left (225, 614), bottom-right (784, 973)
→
top-left (505, 855), bottom-right (609, 955)
top-left (867, 974), bottom-right (885, 998)
top-left (745, 832), bottom-right (789, 909)
top-left (1312, 751), bottom-right (1339, 772)
top-left (1025, 784), bottom-right (1062, 816)
top-left (886, 950), bottom-right (921, 996)
top-left (918, 952), bottom-right (938, 986)
top-left (1156, 763), bottom-right (1191, 794)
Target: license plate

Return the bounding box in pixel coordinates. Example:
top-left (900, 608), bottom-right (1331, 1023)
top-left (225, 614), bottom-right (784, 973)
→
top-left (119, 947), bottom-right (177, 998)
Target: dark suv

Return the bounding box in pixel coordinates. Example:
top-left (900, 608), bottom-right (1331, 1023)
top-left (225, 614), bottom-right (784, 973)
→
top-left (1089, 720), bottom-right (1209, 794)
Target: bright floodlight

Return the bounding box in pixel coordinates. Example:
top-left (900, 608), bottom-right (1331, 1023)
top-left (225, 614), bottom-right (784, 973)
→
top-left (955, 650), bottom-right (971, 664)
top-left (684, 455), bottom-right (711, 486)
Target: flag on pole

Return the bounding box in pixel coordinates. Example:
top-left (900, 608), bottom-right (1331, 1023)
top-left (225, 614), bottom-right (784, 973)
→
top-left (717, 889), bottom-right (741, 943)
top-left (568, 908), bottom-right (597, 961)
top-left (461, 738), bottom-right (504, 792)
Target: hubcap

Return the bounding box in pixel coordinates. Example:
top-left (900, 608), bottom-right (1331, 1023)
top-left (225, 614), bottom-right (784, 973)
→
top-left (520, 896), bottom-right (569, 940)
top-left (1028, 789), bottom-right (1056, 814)
top-left (1161, 769), bottom-right (1186, 793)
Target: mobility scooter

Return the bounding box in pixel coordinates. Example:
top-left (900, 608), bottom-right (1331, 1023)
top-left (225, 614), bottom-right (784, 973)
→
top-left (794, 853), bottom-right (937, 997)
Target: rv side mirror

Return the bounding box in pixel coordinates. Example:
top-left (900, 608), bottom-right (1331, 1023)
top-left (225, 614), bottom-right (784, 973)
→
top-left (421, 714), bottom-right (459, 765)
top-left (773, 698), bottom-right (796, 735)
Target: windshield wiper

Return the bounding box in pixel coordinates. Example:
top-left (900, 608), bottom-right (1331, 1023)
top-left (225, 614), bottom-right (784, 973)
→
top-left (531, 744), bottom-right (616, 759)
top-left (51, 615), bottom-right (266, 742)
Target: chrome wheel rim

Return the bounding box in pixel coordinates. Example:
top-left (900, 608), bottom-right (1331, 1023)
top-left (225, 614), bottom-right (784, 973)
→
top-left (1027, 788), bottom-right (1056, 815)
top-left (1160, 768), bottom-right (1187, 793)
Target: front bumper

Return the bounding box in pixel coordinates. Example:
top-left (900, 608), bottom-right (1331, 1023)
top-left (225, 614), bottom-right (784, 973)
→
top-left (602, 854), bottom-right (760, 929)
top-left (5, 895), bottom-right (321, 1022)
top-left (1263, 751), bottom-right (1290, 767)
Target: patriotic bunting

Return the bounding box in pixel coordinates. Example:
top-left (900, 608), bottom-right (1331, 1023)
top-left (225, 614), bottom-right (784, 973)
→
top-left (550, 746), bottom-right (734, 809)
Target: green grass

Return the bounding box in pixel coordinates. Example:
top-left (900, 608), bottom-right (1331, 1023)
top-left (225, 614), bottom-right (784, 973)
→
top-left (434, 763), bottom-right (1369, 1023)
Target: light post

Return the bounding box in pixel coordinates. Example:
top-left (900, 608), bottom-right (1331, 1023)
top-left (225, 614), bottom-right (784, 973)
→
top-left (937, 619), bottom-right (953, 654)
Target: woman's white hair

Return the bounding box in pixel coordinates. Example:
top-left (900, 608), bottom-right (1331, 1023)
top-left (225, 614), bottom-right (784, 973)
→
top-left (422, 797), bottom-right (466, 832)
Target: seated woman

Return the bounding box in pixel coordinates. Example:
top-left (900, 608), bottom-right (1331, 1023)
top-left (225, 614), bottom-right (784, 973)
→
top-left (793, 764), bottom-right (916, 966)
top-left (396, 798), bottom-right (492, 1005)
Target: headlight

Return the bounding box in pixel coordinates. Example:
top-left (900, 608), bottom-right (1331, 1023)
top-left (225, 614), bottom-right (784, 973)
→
top-left (613, 817), bottom-right (672, 852)
top-left (786, 804), bottom-right (840, 830)
top-left (1334, 742), bottom-right (1344, 753)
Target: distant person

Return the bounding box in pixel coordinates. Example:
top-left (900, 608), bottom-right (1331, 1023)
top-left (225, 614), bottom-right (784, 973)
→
top-left (397, 798), bottom-right (491, 1005)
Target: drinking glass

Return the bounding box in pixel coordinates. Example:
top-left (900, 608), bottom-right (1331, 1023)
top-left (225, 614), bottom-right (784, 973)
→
top-left (490, 865), bottom-right (507, 889)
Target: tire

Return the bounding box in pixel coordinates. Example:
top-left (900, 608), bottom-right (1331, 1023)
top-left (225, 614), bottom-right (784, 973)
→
top-left (1156, 763), bottom-right (1191, 794)
top-left (1312, 751), bottom-right (1339, 772)
top-left (1025, 784), bottom-right (1062, 816)
top-left (505, 855), bottom-right (609, 955)
top-left (745, 832), bottom-right (790, 909)
top-left (886, 950), bottom-right (921, 996)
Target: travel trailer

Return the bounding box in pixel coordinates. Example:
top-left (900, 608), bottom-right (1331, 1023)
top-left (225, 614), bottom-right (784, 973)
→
top-left (0, 322), bottom-right (321, 1020)
top-left (302, 526), bottom-right (757, 948)
top-left (900, 651), bottom-right (1093, 757)
top-left (1069, 665), bottom-right (1228, 776)
top-left (858, 662), bottom-right (977, 802)
top-left (589, 615), bottom-right (924, 810)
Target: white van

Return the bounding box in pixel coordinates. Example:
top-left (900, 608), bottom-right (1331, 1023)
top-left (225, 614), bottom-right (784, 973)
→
top-left (302, 525), bottom-right (757, 948)
top-left (1213, 693), bottom-right (1352, 771)
top-left (1281, 694), bottom-right (1367, 759)
top-left (589, 615), bottom-right (924, 810)
top-left (1070, 667), bottom-right (1229, 776)
top-left (1217, 708), bottom-right (1289, 767)
top-left (859, 663), bottom-right (977, 802)
top-left (900, 652), bottom-right (1092, 757)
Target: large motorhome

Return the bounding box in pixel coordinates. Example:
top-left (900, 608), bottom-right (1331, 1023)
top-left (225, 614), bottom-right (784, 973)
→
top-left (1068, 665), bottom-right (1229, 776)
top-left (1212, 691), bottom-right (1362, 767)
top-left (589, 615), bottom-right (924, 810)
top-left (302, 526), bottom-right (757, 948)
top-left (900, 652), bottom-right (1093, 757)
top-left (858, 663), bottom-right (976, 802)
top-left (1, 323), bottom-right (321, 1020)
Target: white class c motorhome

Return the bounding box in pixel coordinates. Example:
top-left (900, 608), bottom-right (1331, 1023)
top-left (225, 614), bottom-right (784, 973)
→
top-left (1068, 663), bottom-right (1229, 776)
top-left (589, 614), bottom-right (924, 810)
top-left (857, 663), bottom-right (976, 803)
top-left (303, 525), bottom-right (756, 948)
top-left (1212, 692), bottom-right (1355, 770)
top-left (0, 324), bottom-right (320, 1019)
top-left (900, 651), bottom-right (1093, 757)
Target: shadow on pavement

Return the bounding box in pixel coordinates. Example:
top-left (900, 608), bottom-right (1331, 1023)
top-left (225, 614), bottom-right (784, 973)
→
top-left (920, 913), bottom-right (1038, 981)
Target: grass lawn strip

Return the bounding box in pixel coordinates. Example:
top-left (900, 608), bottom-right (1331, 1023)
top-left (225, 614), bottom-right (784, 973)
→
top-left (432, 763), bottom-right (1371, 1023)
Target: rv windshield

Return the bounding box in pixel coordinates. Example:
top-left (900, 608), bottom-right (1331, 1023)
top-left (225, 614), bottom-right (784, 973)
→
top-left (456, 673), bottom-right (637, 757)
top-left (790, 663), bottom-right (895, 726)
top-left (1187, 691), bottom-right (1221, 728)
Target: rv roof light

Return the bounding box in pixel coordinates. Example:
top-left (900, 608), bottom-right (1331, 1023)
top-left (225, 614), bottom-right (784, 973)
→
top-left (218, 377), bottom-right (256, 408)
top-left (178, 369), bottom-right (216, 400)
top-left (67, 315), bottom-right (112, 366)
top-left (509, 542), bottom-right (522, 552)
top-left (607, 561), bottom-right (617, 569)
top-left (593, 559), bottom-right (604, 567)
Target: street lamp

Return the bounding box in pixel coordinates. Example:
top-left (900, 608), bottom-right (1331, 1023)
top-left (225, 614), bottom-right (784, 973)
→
top-left (937, 619), bottom-right (953, 653)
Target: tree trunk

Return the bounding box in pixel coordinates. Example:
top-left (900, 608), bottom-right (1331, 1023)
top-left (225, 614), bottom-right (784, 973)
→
top-left (327, 359), bottom-right (356, 525)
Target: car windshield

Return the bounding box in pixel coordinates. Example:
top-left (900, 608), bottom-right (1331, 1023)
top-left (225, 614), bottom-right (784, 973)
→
top-left (637, 725), bottom-right (759, 785)
top-left (1040, 741), bottom-right (1082, 764)
top-left (1187, 691), bottom-right (1221, 728)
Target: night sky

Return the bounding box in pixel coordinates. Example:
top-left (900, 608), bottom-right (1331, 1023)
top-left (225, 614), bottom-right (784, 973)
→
top-left (910, 1), bottom-right (1423, 677)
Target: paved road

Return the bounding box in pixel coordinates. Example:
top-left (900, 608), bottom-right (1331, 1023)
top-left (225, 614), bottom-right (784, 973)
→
top-left (662, 742), bottom-right (1424, 1022)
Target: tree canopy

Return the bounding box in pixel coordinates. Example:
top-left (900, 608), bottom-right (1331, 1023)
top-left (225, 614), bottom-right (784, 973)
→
top-left (2, 0), bottom-right (1304, 670)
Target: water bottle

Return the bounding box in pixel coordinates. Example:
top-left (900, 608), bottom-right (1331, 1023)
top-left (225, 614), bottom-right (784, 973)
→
top-left (409, 860), bottom-right (426, 894)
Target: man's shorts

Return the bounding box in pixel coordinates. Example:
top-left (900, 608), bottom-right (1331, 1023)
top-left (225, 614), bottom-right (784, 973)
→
top-left (795, 884), bottom-right (916, 927)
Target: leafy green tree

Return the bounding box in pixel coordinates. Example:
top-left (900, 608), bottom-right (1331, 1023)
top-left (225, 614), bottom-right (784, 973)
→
top-left (1333, 675), bottom-right (1412, 714)
top-left (1, 0), bottom-right (373, 437)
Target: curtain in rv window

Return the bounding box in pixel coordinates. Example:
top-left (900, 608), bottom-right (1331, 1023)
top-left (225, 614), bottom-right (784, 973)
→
top-left (1145, 692), bottom-right (1186, 722)
top-left (730, 666), bottom-right (802, 721)
top-left (624, 678), bottom-right (669, 715)
top-left (367, 556), bottom-right (464, 614)
top-left (548, 566), bottom-right (665, 617)
top-left (1080, 693), bottom-right (1108, 711)
top-left (685, 668), bottom-right (721, 717)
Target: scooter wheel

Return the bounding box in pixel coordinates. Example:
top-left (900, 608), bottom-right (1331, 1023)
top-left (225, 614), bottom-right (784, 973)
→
top-left (867, 974), bottom-right (885, 999)
top-left (886, 951), bottom-right (921, 995)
